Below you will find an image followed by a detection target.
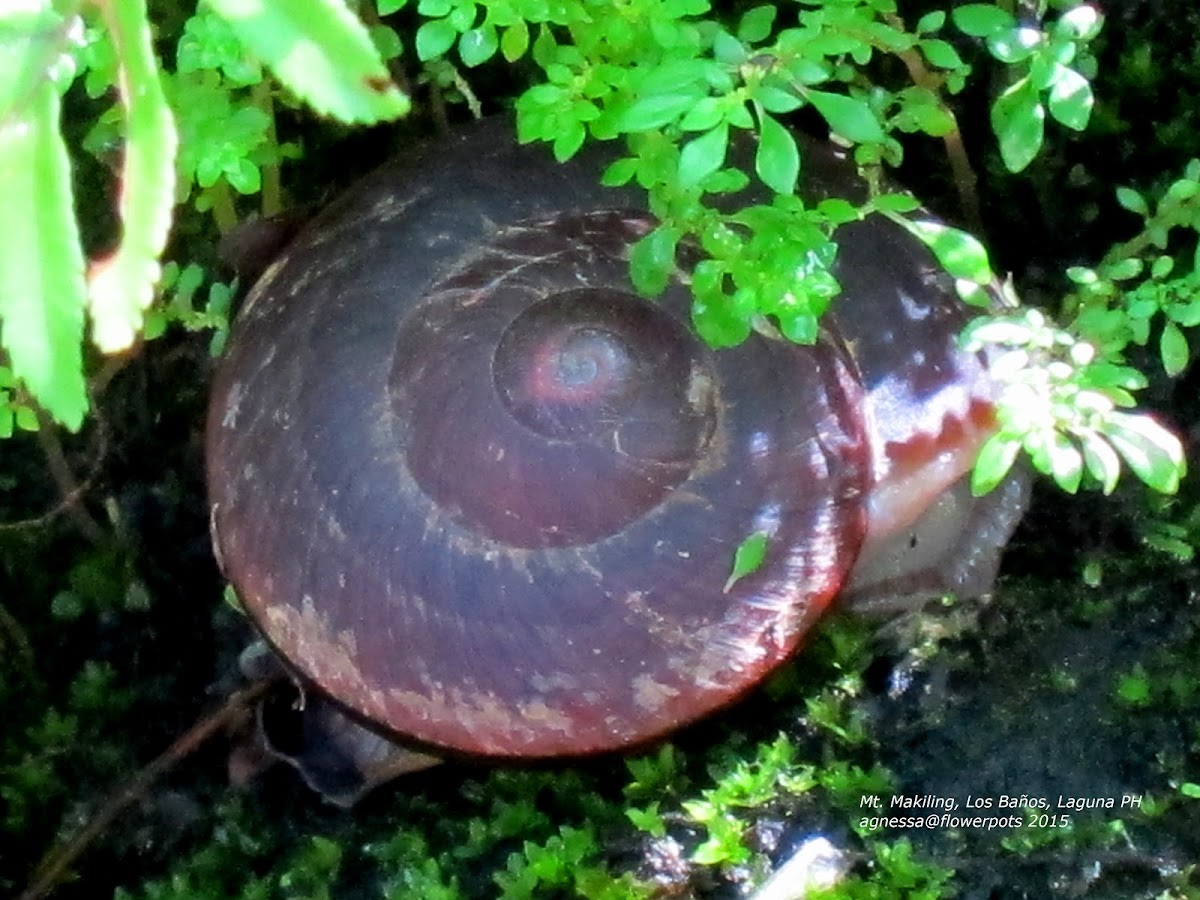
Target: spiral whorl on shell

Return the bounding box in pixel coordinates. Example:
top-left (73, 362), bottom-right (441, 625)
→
top-left (207, 119), bottom-right (1001, 758)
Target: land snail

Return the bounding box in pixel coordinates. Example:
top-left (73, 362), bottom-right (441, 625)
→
top-left (207, 118), bottom-right (1029, 804)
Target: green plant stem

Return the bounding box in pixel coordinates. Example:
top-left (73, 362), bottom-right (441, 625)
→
top-left (252, 80), bottom-right (282, 218)
top-left (1098, 199), bottom-right (1200, 270)
top-left (210, 181), bottom-right (239, 234)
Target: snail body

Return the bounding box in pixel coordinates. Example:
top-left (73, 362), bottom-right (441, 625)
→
top-left (207, 119), bottom-right (1027, 762)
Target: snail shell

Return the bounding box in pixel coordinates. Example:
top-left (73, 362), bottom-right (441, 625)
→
top-left (207, 119), bottom-right (1026, 760)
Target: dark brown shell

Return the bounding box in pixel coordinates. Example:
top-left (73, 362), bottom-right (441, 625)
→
top-left (206, 120), bottom-right (1001, 758)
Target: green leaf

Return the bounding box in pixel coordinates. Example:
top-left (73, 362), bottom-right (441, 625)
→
top-left (920, 38), bottom-right (964, 70)
top-left (1104, 411), bottom-right (1185, 494)
top-left (986, 29), bottom-right (1036, 64)
top-left (369, 23), bottom-right (403, 61)
top-left (459, 24), bottom-right (498, 67)
top-left (990, 77), bottom-right (1044, 173)
top-left (616, 90), bottom-right (701, 132)
top-left (952, 4), bottom-right (1015, 38)
top-left (416, 18), bottom-right (459, 60)
top-left (806, 90), bottom-right (884, 143)
top-left (971, 432), bottom-right (1021, 495)
top-left (601, 157), bottom-right (638, 187)
top-left (1078, 429), bottom-right (1120, 494)
top-left (378, 0), bottom-right (407, 12)
top-left (679, 96), bottom-right (725, 131)
top-left (679, 123), bottom-right (729, 188)
top-left (210, 0), bottom-right (410, 122)
top-left (872, 192), bottom-right (920, 214)
top-left (1047, 431), bottom-right (1083, 493)
top-left (916, 11), bottom-right (946, 34)
top-left (88, 0), bottom-right (179, 355)
top-left (1151, 255), bottom-right (1174, 280)
top-left (755, 112), bottom-right (799, 194)
top-left (225, 157), bottom-right (261, 194)
top-left (1160, 322), bottom-right (1189, 376)
top-left (692, 296), bottom-right (752, 349)
top-left (630, 226), bottom-right (680, 296)
top-left (551, 119), bottom-right (585, 161)
top-left (755, 84), bottom-right (802, 114)
top-left (712, 28), bottom-right (747, 65)
top-left (737, 5), bottom-right (776, 44)
top-left (1047, 67), bottom-right (1093, 131)
top-left (1115, 186), bottom-right (1149, 217)
top-left (0, 80), bottom-right (87, 428)
top-left (898, 219), bottom-right (994, 285)
top-left (1057, 4), bottom-right (1102, 41)
top-left (500, 21), bottom-right (529, 62)
top-left (725, 532), bottom-right (769, 592)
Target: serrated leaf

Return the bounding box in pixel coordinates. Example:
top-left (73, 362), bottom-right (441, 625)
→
top-left (88, 0), bottom-right (179, 356)
top-left (0, 80), bottom-right (87, 428)
top-left (0, 5), bottom-right (69, 118)
top-left (724, 531), bottom-right (769, 592)
top-left (1160, 321), bottom-right (1189, 376)
top-left (210, 0), bottom-right (409, 122)
top-left (971, 432), bottom-right (1020, 495)
top-left (806, 90), bottom-right (884, 143)
top-left (679, 123), bottom-right (728, 188)
top-left (755, 112), bottom-right (799, 194)
top-left (1047, 66), bottom-right (1093, 131)
top-left (991, 77), bottom-right (1044, 173)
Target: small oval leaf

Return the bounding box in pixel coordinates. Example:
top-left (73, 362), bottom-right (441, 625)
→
top-left (755, 112), bottom-right (799, 194)
top-left (725, 531), bottom-right (769, 592)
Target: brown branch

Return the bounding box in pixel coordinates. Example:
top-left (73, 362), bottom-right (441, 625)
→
top-left (2, 408), bottom-right (109, 543)
top-left (19, 677), bottom-right (278, 900)
top-left (884, 14), bottom-right (984, 234)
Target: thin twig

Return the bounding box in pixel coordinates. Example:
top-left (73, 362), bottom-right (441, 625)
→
top-left (15, 408), bottom-right (107, 543)
top-left (0, 601), bottom-right (36, 671)
top-left (884, 13), bottom-right (984, 234)
top-left (19, 677), bottom-right (279, 900)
